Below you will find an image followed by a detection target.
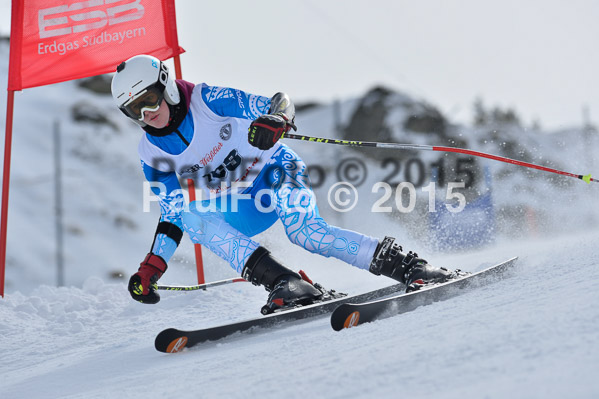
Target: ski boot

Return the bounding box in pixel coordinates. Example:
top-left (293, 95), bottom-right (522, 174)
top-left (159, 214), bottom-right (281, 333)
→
top-left (242, 247), bottom-right (342, 315)
top-left (369, 236), bottom-right (466, 292)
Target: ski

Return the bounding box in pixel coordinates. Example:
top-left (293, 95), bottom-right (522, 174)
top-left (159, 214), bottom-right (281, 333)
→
top-left (330, 257), bottom-right (518, 331)
top-left (155, 282), bottom-right (403, 353)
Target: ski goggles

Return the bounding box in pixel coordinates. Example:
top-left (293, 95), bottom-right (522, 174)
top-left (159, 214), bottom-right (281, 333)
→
top-left (120, 85), bottom-right (164, 121)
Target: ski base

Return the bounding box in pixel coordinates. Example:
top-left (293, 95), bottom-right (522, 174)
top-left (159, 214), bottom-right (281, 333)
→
top-left (330, 257), bottom-right (518, 331)
top-left (155, 282), bottom-right (403, 353)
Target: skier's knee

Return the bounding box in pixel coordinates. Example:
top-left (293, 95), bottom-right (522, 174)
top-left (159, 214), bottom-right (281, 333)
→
top-left (181, 201), bottom-right (208, 237)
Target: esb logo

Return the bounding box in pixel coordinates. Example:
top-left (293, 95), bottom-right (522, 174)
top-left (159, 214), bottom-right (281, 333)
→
top-left (38, 0), bottom-right (145, 39)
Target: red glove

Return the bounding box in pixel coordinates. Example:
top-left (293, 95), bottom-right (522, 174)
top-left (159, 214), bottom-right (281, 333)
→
top-left (128, 253), bottom-right (168, 304)
top-left (248, 113), bottom-right (296, 150)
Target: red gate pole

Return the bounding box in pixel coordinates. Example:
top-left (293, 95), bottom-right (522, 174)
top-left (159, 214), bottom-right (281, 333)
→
top-left (1, 90), bottom-right (16, 298)
top-left (186, 179), bottom-right (205, 285)
top-left (173, 55), bottom-right (183, 82)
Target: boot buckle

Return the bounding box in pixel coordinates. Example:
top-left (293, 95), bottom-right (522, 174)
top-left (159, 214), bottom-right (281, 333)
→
top-left (402, 251), bottom-right (416, 266)
top-left (369, 237), bottom-right (395, 275)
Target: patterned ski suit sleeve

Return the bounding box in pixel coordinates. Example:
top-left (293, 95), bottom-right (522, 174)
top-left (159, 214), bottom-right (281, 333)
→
top-left (200, 85), bottom-right (271, 120)
top-left (142, 160), bottom-right (185, 262)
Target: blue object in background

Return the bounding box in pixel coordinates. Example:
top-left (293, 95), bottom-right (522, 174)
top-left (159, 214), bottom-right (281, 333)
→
top-left (429, 166), bottom-right (496, 251)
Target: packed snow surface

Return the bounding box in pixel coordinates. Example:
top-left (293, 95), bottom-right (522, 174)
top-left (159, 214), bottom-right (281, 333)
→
top-left (1, 230), bottom-right (598, 399)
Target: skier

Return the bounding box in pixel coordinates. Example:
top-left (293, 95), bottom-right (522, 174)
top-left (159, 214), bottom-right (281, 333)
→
top-left (111, 54), bottom-right (458, 312)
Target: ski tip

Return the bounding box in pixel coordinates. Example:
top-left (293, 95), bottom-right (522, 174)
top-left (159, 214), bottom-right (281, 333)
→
top-left (342, 311), bottom-right (361, 330)
top-left (165, 336), bottom-right (189, 353)
top-left (155, 328), bottom-right (189, 353)
top-left (331, 304), bottom-right (361, 331)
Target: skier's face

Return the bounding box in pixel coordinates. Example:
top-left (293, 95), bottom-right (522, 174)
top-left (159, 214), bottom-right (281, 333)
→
top-left (142, 99), bottom-right (170, 129)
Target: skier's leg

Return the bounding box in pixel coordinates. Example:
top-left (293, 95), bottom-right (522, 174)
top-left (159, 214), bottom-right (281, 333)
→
top-left (181, 200), bottom-right (260, 273)
top-left (182, 200), bottom-right (325, 312)
top-left (265, 145), bottom-right (379, 269)
top-left (263, 145), bottom-right (462, 291)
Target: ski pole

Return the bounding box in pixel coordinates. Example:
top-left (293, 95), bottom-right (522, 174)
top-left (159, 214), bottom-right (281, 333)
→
top-left (283, 132), bottom-right (597, 184)
top-left (157, 277), bottom-right (247, 291)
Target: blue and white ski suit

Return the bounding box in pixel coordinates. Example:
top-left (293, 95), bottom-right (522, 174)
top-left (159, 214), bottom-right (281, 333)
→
top-left (140, 81), bottom-right (378, 274)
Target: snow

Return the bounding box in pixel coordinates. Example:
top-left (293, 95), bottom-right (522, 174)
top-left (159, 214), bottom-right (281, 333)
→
top-left (1, 40), bottom-right (598, 398)
top-left (2, 231), bottom-right (598, 398)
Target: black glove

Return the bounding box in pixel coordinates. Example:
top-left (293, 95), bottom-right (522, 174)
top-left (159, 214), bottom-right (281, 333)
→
top-left (248, 113), bottom-right (297, 150)
top-left (128, 253), bottom-right (168, 304)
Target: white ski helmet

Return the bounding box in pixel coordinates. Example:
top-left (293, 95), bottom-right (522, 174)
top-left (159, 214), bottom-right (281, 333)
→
top-left (111, 54), bottom-right (180, 125)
